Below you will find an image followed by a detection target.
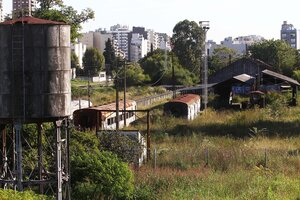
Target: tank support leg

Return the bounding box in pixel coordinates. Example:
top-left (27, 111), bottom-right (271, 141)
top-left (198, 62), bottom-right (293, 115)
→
top-left (1, 125), bottom-right (7, 187)
top-left (14, 123), bottom-right (23, 191)
top-left (64, 119), bottom-right (71, 200)
top-left (55, 120), bottom-right (63, 200)
top-left (37, 123), bottom-right (44, 194)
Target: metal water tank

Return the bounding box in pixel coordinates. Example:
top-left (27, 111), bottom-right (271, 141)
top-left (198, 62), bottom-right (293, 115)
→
top-left (0, 17), bottom-right (71, 122)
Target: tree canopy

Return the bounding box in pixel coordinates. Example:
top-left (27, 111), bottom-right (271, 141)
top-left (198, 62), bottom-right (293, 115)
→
top-left (71, 51), bottom-right (79, 69)
top-left (103, 38), bottom-right (117, 76)
top-left (140, 49), bottom-right (198, 86)
top-left (209, 46), bottom-right (238, 75)
top-left (116, 62), bottom-right (150, 87)
top-left (103, 38), bottom-right (116, 65)
top-left (249, 39), bottom-right (299, 75)
top-left (171, 19), bottom-right (204, 76)
top-left (82, 48), bottom-right (105, 76)
top-left (33, 0), bottom-right (94, 42)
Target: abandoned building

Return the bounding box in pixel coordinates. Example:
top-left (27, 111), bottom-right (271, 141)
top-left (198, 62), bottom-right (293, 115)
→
top-left (209, 57), bottom-right (300, 107)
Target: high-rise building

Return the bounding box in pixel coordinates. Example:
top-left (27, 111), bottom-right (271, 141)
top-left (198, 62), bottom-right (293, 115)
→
top-left (147, 29), bottom-right (159, 52)
top-left (110, 24), bottom-right (130, 59)
top-left (281, 21), bottom-right (300, 49)
top-left (158, 33), bottom-right (171, 50)
top-left (130, 33), bottom-right (148, 62)
top-left (13, 0), bottom-right (37, 17)
top-left (79, 31), bottom-right (114, 54)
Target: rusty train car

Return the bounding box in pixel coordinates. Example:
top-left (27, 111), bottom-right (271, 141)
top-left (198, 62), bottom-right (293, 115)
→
top-left (73, 100), bottom-right (137, 130)
top-left (164, 94), bottom-right (201, 120)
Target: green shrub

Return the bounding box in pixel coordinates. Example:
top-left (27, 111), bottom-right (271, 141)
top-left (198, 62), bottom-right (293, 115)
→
top-left (71, 130), bottom-right (134, 199)
top-left (0, 189), bottom-right (52, 200)
top-left (98, 131), bottom-right (144, 164)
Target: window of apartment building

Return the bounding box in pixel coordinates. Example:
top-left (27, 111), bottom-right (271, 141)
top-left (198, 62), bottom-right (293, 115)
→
top-left (290, 33), bottom-right (296, 37)
top-left (282, 33), bottom-right (286, 38)
top-left (291, 44), bottom-right (296, 48)
top-left (291, 39), bottom-right (296, 43)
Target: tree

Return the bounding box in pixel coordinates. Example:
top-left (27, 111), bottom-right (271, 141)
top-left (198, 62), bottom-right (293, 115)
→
top-left (82, 48), bottom-right (105, 76)
top-left (37, 0), bottom-right (63, 10)
top-left (292, 70), bottom-right (300, 83)
top-left (103, 38), bottom-right (116, 65)
top-left (209, 47), bottom-right (238, 75)
top-left (140, 49), bottom-right (197, 86)
top-left (116, 62), bottom-right (150, 86)
top-left (33, 0), bottom-right (94, 42)
top-left (103, 38), bottom-right (117, 75)
top-left (71, 51), bottom-right (79, 69)
top-left (171, 19), bottom-right (204, 75)
top-left (249, 39), bottom-right (298, 75)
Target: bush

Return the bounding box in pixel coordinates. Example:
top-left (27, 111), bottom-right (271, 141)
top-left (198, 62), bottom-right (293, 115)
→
top-left (0, 189), bottom-right (52, 200)
top-left (71, 130), bottom-right (134, 199)
top-left (265, 92), bottom-right (288, 118)
top-left (98, 131), bottom-right (145, 165)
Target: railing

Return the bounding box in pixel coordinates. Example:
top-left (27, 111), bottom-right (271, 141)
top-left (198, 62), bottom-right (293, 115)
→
top-left (135, 91), bottom-right (179, 108)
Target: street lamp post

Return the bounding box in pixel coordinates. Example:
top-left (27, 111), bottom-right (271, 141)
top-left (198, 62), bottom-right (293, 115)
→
top-left (199, 21), bottom-right (210, 111)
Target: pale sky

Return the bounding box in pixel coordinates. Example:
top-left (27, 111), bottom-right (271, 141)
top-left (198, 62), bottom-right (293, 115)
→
top-left (3, 0), bottom-right (300, 43)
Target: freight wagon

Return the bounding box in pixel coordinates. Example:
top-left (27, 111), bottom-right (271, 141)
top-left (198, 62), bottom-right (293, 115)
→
top-left (73, 100), bottom-right (137, 130)
top-left (164, 94), bottom-right (201, 120)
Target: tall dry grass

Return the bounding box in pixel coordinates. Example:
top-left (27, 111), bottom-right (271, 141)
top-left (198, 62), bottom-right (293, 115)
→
top-left (132, 103), bottom-right (300, 199)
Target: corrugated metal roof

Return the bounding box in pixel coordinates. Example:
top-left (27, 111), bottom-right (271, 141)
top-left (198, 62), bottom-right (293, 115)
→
top-left (168, 94), bottom-right (200, 105)
top-left (233, 74), bottom-right (254, 82)
top-left (1, 16), bottom-right (65, 25)
top-left (79, 100), bottom-right (136, 118)
top-left (262, 69), bottom-right (300, 86)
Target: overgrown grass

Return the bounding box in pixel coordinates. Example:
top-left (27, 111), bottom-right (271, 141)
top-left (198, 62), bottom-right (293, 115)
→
top-left (132, 99), bottom-right (300, 199)
top-left (71, 79), bottom-right (167, 105)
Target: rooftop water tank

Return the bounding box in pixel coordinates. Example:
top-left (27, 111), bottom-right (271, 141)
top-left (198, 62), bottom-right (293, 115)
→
top-left (0, 17), bottom-right (71, 122)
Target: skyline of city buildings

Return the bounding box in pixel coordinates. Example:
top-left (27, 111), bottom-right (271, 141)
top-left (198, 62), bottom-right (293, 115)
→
top-left (207, 35), bottom-right (265, 56)
top-left (78, 24), bottom-right (171, 64)
top-left (78, 23), bottom-right (276, 66)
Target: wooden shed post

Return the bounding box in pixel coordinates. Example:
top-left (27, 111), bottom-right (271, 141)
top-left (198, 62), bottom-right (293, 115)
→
top-left (96, 111), bottom-right (99, 135)
top-left (147, 110), bottom-right (151, 161)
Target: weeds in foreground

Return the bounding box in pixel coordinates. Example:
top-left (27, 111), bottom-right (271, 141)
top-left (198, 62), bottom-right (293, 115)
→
top-left (132, 103), bottom-right (300, 199)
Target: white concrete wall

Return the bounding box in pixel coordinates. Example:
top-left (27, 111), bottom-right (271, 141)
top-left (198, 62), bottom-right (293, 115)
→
top-left (72, 42), bottom-right (86, 68)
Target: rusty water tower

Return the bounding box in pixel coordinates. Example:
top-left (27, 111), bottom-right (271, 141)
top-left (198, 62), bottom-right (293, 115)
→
top-left (0, 16), bottom-right (71, 199)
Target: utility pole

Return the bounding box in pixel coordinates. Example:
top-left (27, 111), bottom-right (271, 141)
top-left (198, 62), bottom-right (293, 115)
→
top-left (199, 21), bottom-right (210, 111)
top-left (146, 110), bottom-right (151, 161)
top-left (115, 77), bottom-right (119, 131)
top-left (88, 70), bottom-right (91, 108)
top-left (123, 61), bottom-right (127, 126)
top-left (171, 54), bottom-right (176, 99)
